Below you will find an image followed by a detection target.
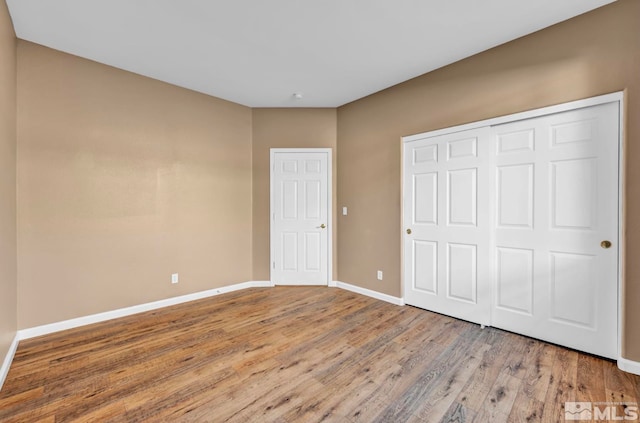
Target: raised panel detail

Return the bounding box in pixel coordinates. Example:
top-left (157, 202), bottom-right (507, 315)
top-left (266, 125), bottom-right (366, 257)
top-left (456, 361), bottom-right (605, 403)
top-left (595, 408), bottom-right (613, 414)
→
top-left (413, 241), bottom-right (437, 294)
top-left (282, 160), bottom-right (298, 173)
top-left (281, 180), bottom-right (298, 219)
top-left (447, 243), bottom-right (477, 303)
top-left (496, 247), bottom-right (533, 314)
top-left (305, 160), bottom-right (321, 174)
top-left (448, 168), bottom-right (477, 226)
top-left (497, 129), bottom-right (534, 154)
top-left (552, 120), bottom-right (594, 146)
top-left (304, 232), bottom-right (320, 271)
top-left (550, 252), bottom-right (596, 328)
top-left (282, 232), bottom-right (298, 271)
top-left (414, 145), bottom-right (438, 164)
top-left (551, 159), bottom-right (596, 229)
top-left (414, 173), bottom-right (437, 225)
top-left (497, 164), bottom-right (534, 228)
top-left (447, 137), bottom-right (477, 160)
top-left (305, 180), bottom-right (320, 219)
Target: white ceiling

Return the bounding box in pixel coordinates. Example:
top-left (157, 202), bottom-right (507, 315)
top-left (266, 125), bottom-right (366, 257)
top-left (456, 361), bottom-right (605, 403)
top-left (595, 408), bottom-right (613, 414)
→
top-left (6, 0), bottom-right (616, 108)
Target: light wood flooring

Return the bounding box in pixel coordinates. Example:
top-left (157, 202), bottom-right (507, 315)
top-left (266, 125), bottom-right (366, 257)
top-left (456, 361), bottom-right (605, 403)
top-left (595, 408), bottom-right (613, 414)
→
top-left (0, 287), bottom-right (638, 422)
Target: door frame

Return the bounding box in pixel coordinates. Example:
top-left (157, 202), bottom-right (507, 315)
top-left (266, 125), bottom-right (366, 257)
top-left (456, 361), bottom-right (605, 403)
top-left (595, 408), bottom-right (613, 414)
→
top-left (401, 91), bottom-right (624, 360)
top-left (270, 148), bottom-right (333, 286)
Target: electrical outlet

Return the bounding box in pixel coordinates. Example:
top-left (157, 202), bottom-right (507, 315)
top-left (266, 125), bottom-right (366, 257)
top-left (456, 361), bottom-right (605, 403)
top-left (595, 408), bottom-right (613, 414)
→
top-left (171, 273), bottom-right (179, 284)
top-left (377, 270), bottom-right (383, 280)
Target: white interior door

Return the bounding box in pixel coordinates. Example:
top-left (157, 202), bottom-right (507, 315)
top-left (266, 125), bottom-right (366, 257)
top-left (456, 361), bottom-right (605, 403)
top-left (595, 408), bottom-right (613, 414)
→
top-left (491, 102), bottom-right (619, 359)
top-left (403, 127), bottom-right (492, 326)
top-left (403, 97), bottom-right (620, 359)
top-left (271, 149), bottom-right (330, 285)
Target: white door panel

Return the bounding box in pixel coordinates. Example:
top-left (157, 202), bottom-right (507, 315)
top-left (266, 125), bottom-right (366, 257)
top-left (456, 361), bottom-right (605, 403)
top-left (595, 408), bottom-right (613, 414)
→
top-left (404, 99), bottom-right (620, 359)
top-left (404, 128), bottom-right (492, 326)
top-left (495, 247), bottom-right (534, 315)
top-left (491, 102), bottom-right (618, 358)
top-left (272, 150), bottom-right (330, 285)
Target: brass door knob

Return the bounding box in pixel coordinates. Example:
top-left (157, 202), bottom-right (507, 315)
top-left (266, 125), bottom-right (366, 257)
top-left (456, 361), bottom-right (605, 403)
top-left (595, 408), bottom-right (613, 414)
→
top-left (319, 224), bottom-right (326, 229)
top-left (601, 240), bottom-right (612, 249)
top-left (406, 229), bottom-right (412, 234)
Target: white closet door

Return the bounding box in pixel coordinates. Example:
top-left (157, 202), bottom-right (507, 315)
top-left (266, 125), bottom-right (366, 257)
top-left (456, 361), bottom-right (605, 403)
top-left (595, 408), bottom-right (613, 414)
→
top-left (491, 102), bottom-right (619, 359)
top-left (403, 98), bottom-right (620, 359)
top-left (403, 128), bottom-right (492, 326)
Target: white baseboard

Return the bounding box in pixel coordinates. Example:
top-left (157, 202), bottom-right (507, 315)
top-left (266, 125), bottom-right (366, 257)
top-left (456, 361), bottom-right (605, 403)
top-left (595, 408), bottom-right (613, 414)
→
top-left (618, 356), bottom-right (640, 376)
top-left (252, 281), bottom-right (274, 287)
top-left (17, 280), bottom-right (399, 341)
top-left (18, 281), bottom-right (273, 340)
top-left (329, 280), bottom-right (338, 287)
top-left (335, 281), bottom-right (404, 306)
top-left (0, 333), bottom-right (19, 391)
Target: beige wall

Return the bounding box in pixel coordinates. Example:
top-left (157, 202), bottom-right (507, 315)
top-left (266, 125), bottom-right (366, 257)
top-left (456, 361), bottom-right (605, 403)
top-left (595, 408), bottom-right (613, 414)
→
top-left (0, 0), bottom-right (16, 363)
top-left (337, 0), bottom-right (640, 359)
top-left (252, 109), bottom-right (337, 281)
top-left (17, 41), bottom-right (252, 328)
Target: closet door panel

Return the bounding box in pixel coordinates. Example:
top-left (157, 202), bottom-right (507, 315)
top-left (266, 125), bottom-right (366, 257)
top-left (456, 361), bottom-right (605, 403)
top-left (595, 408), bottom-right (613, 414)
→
top-left (490, 102), bottom-right (619, 359)
top-left (404, 128), bottom-right (492, 326)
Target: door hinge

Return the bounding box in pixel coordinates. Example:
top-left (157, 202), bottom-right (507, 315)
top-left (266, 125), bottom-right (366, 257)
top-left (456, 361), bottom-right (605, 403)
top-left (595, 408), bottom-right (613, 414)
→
top-left (272, 261), bottom-right (275, 269)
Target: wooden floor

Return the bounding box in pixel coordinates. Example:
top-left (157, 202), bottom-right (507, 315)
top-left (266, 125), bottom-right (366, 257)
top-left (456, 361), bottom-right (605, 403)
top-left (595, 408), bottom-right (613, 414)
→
top-left (1, 287), bottom-right (638, 422)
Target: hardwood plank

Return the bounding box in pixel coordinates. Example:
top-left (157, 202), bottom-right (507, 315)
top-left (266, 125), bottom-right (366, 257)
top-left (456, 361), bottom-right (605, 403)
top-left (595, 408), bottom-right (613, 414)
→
top-left (520, 343), bottom-right (557, 403)
top-left (391, 309), bottom-right (448, 347)
top-left (184, 350), bottom-right (329, 421)
top-left (507, 390), bottom-right (545, 422)
top-left (220, 372), bottom-right (325, 422)
top-left (66, 400), bottom-right (128, 423)
top-left (412, 342), bottom-right (491, 421)
top-left (507, 343), bottom-right (558, 422)
top-left (604, 359), bottom-right (638, 404)
top-left (374, 326), bottom-right (487, 422)
top-left (277, 371), bottom-right (368, 422)
top-left (440, 401), bottom-right (477, 423)
top-left (371, 319), bottom-right (473, 403)
top-left (472, 370), bottom-right (522, 422)
top-left (323, 375), bottom-right (388, 422)
top-left (510, 338), bottom-right (546, 380)
top-left (171, 359), bottom-right (279, 422)
top-left (120, 367), bottom-right (238, 422)
top-left (454, 327), bottom-right (513, 413)
top-left (0, 287), bottom-right (638, 422)
top-left (540, 347), bottom-right (579, 422)
top-left (576, 353), bottom-right (607, 403)
top-left (343, 394), bottom-right (391, 423)
top-left (314, 308), bottom-right (419, 386)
